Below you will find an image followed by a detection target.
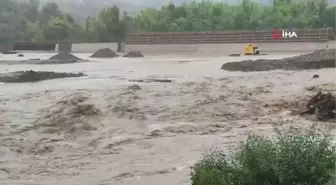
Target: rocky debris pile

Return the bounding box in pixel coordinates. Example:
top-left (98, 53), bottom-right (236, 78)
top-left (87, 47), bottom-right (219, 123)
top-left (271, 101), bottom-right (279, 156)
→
top-left (221, 49), bottom-right (336, 71)
top-left (90, 48), bottom-right (117, 58)
top-left (49, 52), bottom-right (81, 60)
top-left (300, 91), bottom-right (336, 121)
top-left (35, 95), bottom-right (101, 136)
top-left (0, 70), bottom-right (86, 83)
top-left (123, 51), bottom-right (144, 58)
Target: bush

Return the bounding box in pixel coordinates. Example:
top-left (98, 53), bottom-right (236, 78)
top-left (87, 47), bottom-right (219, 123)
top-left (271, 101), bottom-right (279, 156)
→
top-left (190, 125), bottom-right (336, 185)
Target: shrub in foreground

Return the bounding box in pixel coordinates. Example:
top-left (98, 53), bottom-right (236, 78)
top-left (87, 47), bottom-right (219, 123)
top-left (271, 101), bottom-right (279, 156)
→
top-left (190, 126), bottom-right (336, 185)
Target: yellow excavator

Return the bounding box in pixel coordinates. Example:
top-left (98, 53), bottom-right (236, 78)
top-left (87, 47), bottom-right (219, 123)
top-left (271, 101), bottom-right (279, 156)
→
top-left (244, 44), bottom-right (260, 55)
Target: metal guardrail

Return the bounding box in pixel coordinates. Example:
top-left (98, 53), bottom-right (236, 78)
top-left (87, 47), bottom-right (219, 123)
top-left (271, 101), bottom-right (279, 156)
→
top-left (126, 28), bottom-right (332, 44)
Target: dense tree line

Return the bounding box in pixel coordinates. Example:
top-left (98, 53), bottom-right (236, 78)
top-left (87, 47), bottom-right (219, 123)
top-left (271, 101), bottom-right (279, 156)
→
top-left (0, 0), bottom-right (335, 45)
top-left (136, 0), bottom-right (335, 31)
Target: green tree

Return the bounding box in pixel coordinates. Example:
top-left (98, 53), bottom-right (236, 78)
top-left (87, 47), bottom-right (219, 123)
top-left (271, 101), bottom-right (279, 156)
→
top-left (84, 17), bottom-right (108, 42)
top-left (21, 0), bottom-right (40, 23)
top-left (96, 6), bottom-right (130, 51)
top-left (135, 0), bottom-right (336, 32)
top-left (191, 125), bottom-right (336, 185)
top-left (43, 16), bottom-right (73, 41)
top-left (40, 2), bottom-right (61, 25)
top-left (0, 0), bottom-right (335, 44)
top-left (26, 21), bottom-right (44, 42)
top-left (0, 0), bottom-right (26, 43)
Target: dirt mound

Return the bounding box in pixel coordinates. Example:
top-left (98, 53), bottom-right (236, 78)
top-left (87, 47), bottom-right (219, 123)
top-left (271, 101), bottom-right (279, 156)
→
top-left (35, 95), bottom-right (102, 136)
top-left (300, 91), bottom-right (336, 121)
top-left (221, 49), bottom-right (336, 71)
top-left (123, 51), bottom-right (144, 58)
top-left (90, 48), bottom-right (117, 58)
top-left (49, 53), bottom-right (81, 60)
top-left (0, 70), bottom-right (86, 83)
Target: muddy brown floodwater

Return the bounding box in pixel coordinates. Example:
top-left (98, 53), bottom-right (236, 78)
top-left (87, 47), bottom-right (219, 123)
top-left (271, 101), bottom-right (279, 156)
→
top-left (0, 53), bottom-right (335, 185)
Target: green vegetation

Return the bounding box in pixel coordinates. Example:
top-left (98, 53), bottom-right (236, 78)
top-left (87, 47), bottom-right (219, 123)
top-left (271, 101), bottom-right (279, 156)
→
top-left (0, 0), bottom-right (335, 44)
top-left (190, 125), bottom-right (336, 185)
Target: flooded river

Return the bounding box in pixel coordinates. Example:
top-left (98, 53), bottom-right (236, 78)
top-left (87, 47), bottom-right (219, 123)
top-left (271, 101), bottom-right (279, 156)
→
top-left (0, 53), bottom-right (335, 185)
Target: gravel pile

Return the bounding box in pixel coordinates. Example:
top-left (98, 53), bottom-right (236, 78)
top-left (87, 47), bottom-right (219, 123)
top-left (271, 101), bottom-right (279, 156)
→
top-left (49, 53), bottom-right (81, 60)
top-left (221, 49), bottom-right (336, 72)
top-left (90, 48), bottom-right (117, 58)
top-left (123, 51), bottom-right (144, 58)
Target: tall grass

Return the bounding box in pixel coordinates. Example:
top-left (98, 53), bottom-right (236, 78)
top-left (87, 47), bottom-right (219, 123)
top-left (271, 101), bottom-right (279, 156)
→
top-left (190, 125), bottom-right (336, 185)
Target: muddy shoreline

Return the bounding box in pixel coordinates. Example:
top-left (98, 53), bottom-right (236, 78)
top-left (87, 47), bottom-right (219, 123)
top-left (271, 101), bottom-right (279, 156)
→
top-left (0, 70), bottom-right (86, 83)
top-left (221, 49), bottom-right (336, 71)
